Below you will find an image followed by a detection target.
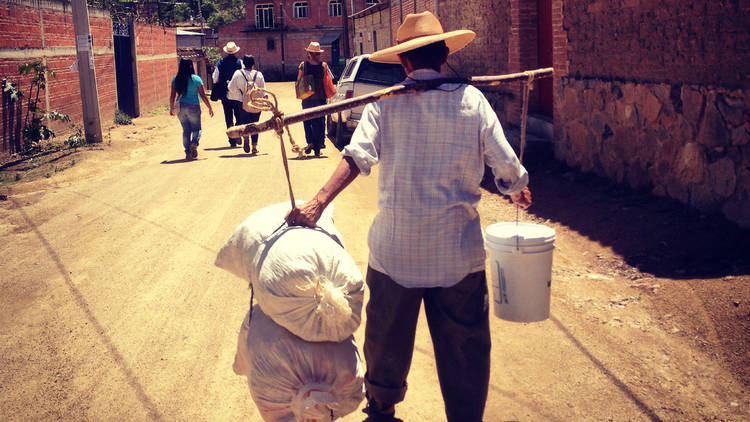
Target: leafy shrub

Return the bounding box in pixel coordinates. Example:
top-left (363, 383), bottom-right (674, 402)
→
top-left (114, 109), bottom-right (132, 125)
top-left (2, 61), bottom-right (71, 154)
top-left (64, 129), bottom-right (87, 149)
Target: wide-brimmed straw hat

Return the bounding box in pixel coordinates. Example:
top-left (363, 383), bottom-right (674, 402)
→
top-left (369, 11), bottom-right (475, 64)
top-left (305, 41), bottom-right (324, 53)
top-left (223, 41), bottom-right (240, 54)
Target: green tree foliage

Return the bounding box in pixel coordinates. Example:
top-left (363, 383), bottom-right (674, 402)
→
top-left (206, 0), bottom-right (245, 29)
top-left (87, 0), bottom-right (244, 28)
top-left (87, 0), bottom-right (178, 25)
top-left (2, 61), bottom-right (72, 154)
top-left (202, 46), bottom-right (222, 66)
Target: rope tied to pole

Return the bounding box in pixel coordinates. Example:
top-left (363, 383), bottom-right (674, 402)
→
top-left (516, 71), bottom-right (536, 247)
top-left (519, 70), bottom-right (535, 166)
top-left (248, 89), bottom-right (304, 209)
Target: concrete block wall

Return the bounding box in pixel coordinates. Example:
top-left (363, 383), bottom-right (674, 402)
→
top-left (0, 0), bottom-right (116, 133)
top-left (351, 7), bottom-right (389, 55)
top-left (556, 0), bottom-right (750, 227)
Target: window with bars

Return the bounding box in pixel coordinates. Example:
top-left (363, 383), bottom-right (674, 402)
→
top-left (293, 2), bottom-right (309, 18)
top-left (256, 4), bottom-right (274, 28)
top-left (328, 0), bottom-right (342, 17)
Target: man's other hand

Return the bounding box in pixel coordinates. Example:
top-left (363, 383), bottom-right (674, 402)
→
top-left (285, 200), bottom-right (325, 227)
top-left (510, 187), bottom-right (532, 210)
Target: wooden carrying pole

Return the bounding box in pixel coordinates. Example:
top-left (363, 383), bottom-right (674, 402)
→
top-left (227, 67), bottom-right (553, 139)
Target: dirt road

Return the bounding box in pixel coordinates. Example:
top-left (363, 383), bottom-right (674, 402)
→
top-left (1, 82), bottom-right (748, 421)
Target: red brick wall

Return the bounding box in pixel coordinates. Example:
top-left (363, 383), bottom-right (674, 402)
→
top-left (279, 0), bottom-right (344, 27)
top-left (0, 0), bottom-right (116, 141)
top-left (0, 2), bottom-right (42, 48)
top-left (135, 24), bottom-right (177, 113)
top-left (388, 1), bottom-right (510, 117)
top-left (389, 0), bottom-right (434, 44)
top-left (564, 0), bottom-right (748, 87)
top-left (1, 0), bottom-right (179, 154)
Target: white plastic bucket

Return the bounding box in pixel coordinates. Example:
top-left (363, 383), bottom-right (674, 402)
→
top-left (484, 222), bottom-right (555, 322)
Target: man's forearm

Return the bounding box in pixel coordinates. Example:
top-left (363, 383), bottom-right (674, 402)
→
top-left (314, 156), bottom-right (360, 207)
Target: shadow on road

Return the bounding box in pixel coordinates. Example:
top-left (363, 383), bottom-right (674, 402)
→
top-left (160, 158), bottom-right (204, 164)
top-left (289, 155), bottom-right (328, 161)
top-left (218, 153), bottom-right (268, 158)
top-left (550, 316), bottom-right (664, 422)
top-left (482, 144), bottom-right (750, 279)
top-left (203, 146), bottom-right (237, 151)
top-left (9, 197), bottom-right (165, 421)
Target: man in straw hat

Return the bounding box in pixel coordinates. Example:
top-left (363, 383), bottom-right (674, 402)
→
top-left (296, 41), bottom-right (333, 157)
top-left (212, 41), bottom-right (243, 147)
top-left (286, 11), bottom-right (532, 422)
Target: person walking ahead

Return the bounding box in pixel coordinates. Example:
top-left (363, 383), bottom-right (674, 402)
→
top-left (228, 54), bottom-right (266, 155)
top-left (170, 59), bottom-right (213, 160)
top-left (296, 41), bottom-right (330, 157)
top-left (286, 11), bottom-right (532, 422)
top-left (212, 41), bottom-right (243, 147)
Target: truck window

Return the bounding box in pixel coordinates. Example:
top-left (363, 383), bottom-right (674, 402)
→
top-left (342, 60), bottom-right (356, 80)
top-left (355, 59), bottom-right (406, 86)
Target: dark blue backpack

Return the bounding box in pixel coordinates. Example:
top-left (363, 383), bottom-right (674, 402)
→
top-left (213, 55), bottom-right (242, 100)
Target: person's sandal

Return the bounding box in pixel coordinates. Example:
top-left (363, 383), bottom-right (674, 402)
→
top-left (190, 144), bottom-right (198, 159)
top-left (243, 138), bottom-right (250, 153)
top-left (362, 399), bottom-right (402, 422)
top-left (251, 146), bottom-right (258, 155)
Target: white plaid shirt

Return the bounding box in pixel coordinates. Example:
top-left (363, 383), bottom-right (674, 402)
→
top-left (342, 69), bottom-right (528, 288)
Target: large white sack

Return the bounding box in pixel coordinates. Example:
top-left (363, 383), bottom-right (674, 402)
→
top-left (216, 201), bottom-right (364, 343)
top-left (255, 226), bottom-right (363, 342)
top-left (214, 201), bottom-right (342, 286)
top-left (233, 308), bottom-right (365, 422)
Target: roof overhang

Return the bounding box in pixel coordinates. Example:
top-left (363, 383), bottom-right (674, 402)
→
top-left (319, 33), bottom-right (341, 45)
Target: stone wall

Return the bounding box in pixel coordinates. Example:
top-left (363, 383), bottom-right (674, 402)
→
top-left (557, 0), bottom-right (750, 227)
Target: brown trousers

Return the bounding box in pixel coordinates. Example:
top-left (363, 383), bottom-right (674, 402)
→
top-left (363, 267), bottom-right (491, 422)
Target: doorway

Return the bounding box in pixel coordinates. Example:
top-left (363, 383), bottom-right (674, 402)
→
top-left (113, 21), bottom-right (136, 117)
top-left (537, 0), bottom-right (553, 116)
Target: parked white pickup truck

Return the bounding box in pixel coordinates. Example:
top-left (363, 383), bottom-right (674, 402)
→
top-left (326, 54), bottom-right (406, 150)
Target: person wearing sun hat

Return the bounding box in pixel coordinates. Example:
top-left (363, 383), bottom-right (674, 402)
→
top-left (296, 41), bottom-right (333, 157)
top-left (212, 41), bottom-right (243, 147)
top-left (286, 11), bottom-right (532, 422)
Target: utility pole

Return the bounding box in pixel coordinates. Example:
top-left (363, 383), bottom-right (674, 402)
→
top-left (196, 0), bottom-right (204, 47)
top-left (70, 0), bottom-right (103, 143)
top-left (280, 2), bottom-right (286, 78)
top-left (341, 0), bottom-right (349, 59)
